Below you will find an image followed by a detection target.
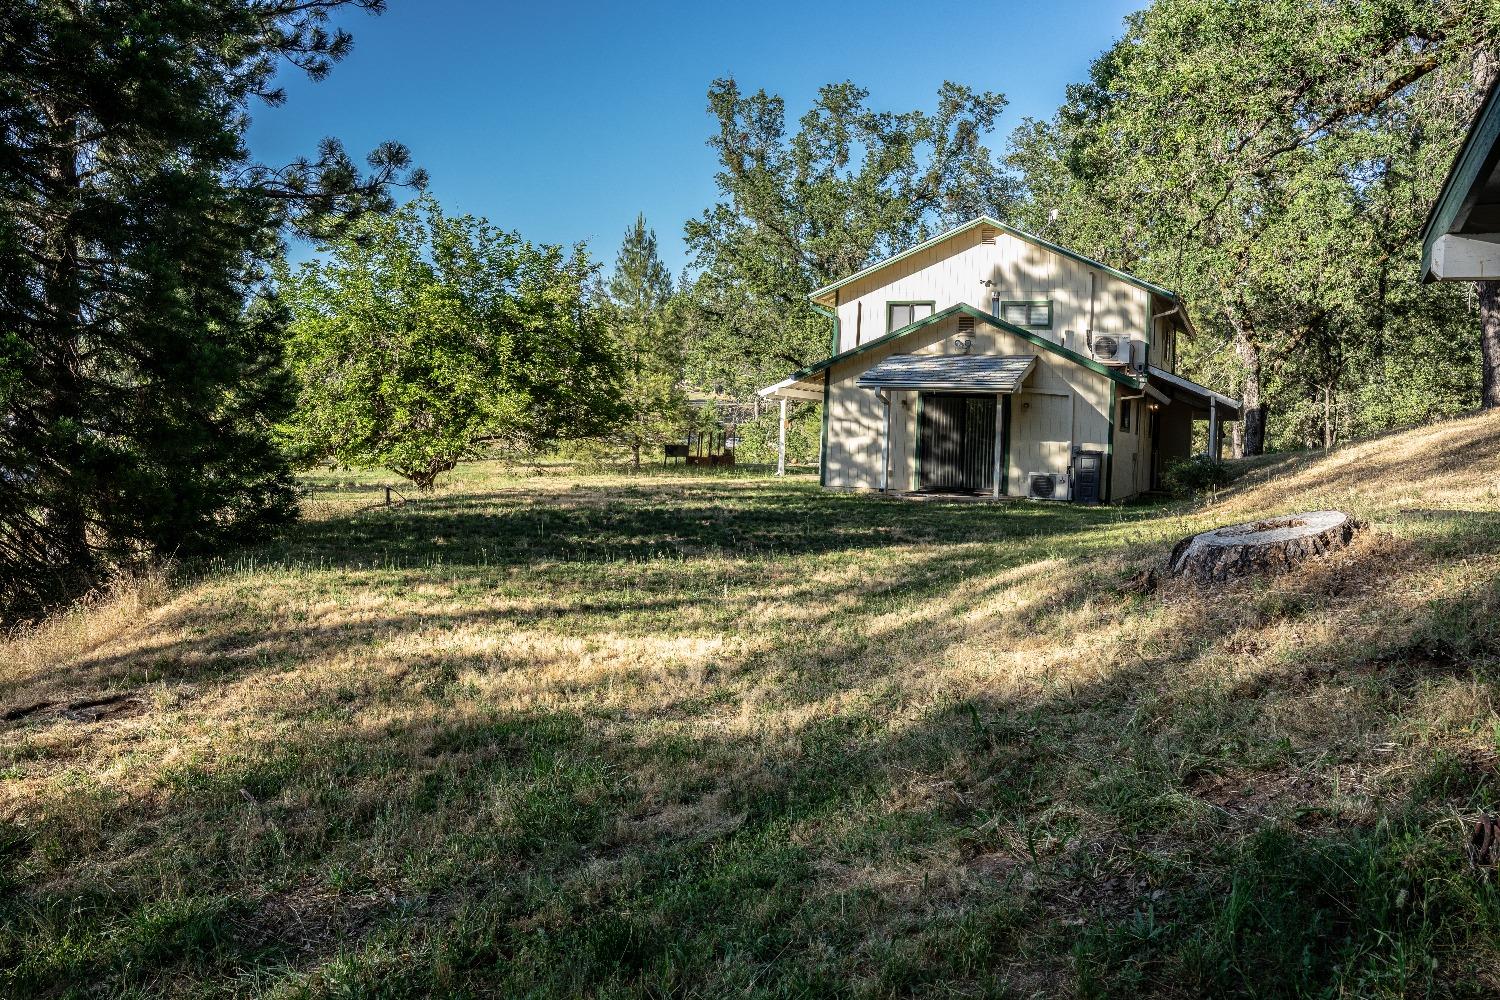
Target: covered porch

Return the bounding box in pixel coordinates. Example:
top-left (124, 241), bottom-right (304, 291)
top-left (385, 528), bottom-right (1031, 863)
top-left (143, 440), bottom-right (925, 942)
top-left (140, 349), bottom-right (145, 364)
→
top-left (761, 352), bottom-right (1039, 497)
top-left (1146, 365), bottom-right (1243, 464)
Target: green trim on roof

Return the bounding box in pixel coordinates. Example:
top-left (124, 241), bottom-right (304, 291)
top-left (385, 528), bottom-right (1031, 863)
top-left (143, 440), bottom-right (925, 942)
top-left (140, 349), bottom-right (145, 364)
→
top-left (780, 303), bottom-right (1145, 390)
top-left (1421, 77), bottom-right (1500, 279)
top-left (808, 216), bottom-right (1181, 305)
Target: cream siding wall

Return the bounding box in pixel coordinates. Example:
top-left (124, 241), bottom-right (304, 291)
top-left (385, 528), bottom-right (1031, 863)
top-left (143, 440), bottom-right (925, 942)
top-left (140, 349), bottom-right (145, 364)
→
top-left (1110, 393), bottom-right (1153, 500)
top-left (823, 312), bottom-right (1116, 495)
top-left (832, 229), bottom-right (1148, 359)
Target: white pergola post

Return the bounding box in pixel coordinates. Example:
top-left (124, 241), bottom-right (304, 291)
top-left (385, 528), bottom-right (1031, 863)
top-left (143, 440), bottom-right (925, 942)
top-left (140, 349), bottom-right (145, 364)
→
top-left (776, 397), bottom-right (787, 476)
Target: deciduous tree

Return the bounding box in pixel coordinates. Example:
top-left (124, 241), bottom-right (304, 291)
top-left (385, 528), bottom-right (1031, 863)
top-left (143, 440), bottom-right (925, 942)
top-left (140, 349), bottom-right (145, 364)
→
top-left (685, 79), bottom-right (1014, 392)
top-left (279, 196), bottom-right (622, 489)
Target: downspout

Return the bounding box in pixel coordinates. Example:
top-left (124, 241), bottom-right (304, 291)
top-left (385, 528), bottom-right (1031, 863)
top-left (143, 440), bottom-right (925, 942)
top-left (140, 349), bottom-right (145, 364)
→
top-left (1086, 271), bottom-right (1096, 352)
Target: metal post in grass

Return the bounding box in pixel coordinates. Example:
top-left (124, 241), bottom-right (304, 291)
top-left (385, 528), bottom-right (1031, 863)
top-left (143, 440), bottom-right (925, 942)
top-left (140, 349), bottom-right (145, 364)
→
top-left (776, 397), bottom-right (787, 477)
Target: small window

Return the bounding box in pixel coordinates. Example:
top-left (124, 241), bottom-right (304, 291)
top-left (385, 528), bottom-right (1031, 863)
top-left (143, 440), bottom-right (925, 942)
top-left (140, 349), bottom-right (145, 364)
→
top-left (1120, 398), bottom-right (1132, 433)
top-left (887, 301), bottom-right (934, 332)
top-left (994, 298), bottom-right (1052, 329)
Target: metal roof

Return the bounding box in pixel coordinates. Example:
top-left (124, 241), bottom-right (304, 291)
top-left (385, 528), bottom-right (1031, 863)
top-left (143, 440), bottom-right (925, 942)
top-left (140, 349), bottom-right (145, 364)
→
top-left (856, 353), bottom-right (1036, 393)
top-left (1147, 365), bottom-right (1242, 416)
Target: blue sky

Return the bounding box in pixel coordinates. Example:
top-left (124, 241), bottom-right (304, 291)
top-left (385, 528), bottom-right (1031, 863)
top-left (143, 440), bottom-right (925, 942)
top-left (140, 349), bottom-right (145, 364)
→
top-left (246, 0), bottom-right (1141, 275)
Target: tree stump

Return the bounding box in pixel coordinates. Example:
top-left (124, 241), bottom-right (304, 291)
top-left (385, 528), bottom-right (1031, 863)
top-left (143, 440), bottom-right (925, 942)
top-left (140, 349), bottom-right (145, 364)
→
top-left (1168, 510), bottom-right (1359, 583)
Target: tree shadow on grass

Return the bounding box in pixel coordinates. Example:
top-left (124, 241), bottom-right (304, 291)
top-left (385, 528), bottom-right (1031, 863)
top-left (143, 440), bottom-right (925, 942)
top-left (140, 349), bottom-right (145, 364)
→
top-left (7, 480), bottom-right (1499, 994)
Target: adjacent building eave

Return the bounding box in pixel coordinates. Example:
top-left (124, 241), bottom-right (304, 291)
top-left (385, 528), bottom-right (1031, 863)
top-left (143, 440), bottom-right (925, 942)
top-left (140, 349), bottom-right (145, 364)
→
top-left (1421, 76), bottom-right (1500, 281)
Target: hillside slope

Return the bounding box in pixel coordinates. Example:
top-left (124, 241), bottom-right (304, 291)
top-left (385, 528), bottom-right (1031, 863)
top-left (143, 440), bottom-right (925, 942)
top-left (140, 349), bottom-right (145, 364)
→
top-left (3, 410), bottom-right (1500, 998)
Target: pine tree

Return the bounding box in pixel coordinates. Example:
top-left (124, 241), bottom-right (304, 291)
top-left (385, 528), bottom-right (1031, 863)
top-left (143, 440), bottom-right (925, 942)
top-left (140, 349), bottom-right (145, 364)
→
top-left (605, 214), bottom-right (687, 468)
top-left (0, 1), bottom-right (421, 621)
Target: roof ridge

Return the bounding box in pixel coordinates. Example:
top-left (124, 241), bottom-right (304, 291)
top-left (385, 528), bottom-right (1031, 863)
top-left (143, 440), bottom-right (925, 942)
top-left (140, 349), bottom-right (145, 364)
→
top-left (807, 216), bottom-right (1180, 304)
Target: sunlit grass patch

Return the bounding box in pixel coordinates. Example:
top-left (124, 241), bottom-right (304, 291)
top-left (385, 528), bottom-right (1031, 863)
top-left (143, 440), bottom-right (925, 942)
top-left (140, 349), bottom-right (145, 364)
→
top-left (3, 411), bottom-right (1500, 996)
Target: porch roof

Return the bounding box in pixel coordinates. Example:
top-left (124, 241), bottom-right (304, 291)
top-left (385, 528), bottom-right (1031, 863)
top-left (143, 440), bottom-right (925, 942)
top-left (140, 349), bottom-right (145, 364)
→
top-left (855, 353), bottom-right (1036, 393)
top-left (1147, 365), bottom-right (1242, 418)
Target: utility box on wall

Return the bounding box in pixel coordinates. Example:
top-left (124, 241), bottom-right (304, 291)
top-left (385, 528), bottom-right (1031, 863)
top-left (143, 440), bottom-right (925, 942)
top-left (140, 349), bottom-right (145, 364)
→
top-left (1073, 449), bottom-right (1104, 505)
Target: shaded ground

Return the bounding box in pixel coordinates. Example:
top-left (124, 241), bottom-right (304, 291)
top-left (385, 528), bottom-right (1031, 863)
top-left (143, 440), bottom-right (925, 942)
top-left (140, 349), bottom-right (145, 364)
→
top-left (3, 411), bottom-right (1500, 998)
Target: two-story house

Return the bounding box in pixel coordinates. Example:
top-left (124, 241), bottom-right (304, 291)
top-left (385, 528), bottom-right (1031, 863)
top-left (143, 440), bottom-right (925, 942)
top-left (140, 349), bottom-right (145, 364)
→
top-left (757, 217), bottom-right (1241, 503)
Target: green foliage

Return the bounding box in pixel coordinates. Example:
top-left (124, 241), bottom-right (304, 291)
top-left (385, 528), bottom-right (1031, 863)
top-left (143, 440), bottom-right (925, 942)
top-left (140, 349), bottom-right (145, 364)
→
top-left (279, 196), bottom-right (622, 489)
top-left (600, 215), bottom-right (689, 467)
top-left (683, 78), bottom-right (1014, 394)
top-left (0, 0), bottom-right (421, 622)
top-left (1007, 0), bottom-right (1497, 455)
top-left (732, 404), bottom-right (821, 466)
top-left (1161, 455), bottom-right (1235, 497)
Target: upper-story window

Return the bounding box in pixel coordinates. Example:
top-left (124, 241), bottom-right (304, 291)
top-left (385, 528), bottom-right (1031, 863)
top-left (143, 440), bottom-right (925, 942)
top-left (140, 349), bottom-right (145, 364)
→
top-left (887, 301), bottom-right (935, 332)
top-left (994, 297), bottom-right (1053, 329)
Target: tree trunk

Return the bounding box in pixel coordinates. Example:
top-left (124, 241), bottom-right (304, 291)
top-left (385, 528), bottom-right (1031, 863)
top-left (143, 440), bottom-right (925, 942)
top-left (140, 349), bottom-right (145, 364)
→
top-left (1322, 385), bottom-right (1333, 452)
top-left (632, 442), bottom-right (641, 469)
top-left (1169, 511), bottom-right (1359, 582)
top-left (1481, 281), bottom-right (1500, 409)
top-left (1235, 333), bottom-right (1268, 455)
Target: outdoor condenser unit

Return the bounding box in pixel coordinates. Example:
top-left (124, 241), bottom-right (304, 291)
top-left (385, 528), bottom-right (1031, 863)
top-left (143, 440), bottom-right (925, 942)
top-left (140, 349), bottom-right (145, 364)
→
top-left (1088, 334), bottom-right (1133, 366)
top-left (1028, 472), bottom-right (1071, 501)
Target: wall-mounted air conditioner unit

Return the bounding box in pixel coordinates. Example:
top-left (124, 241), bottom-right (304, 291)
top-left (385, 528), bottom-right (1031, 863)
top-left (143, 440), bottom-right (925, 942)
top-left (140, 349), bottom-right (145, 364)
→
top-left (1088, 334), bottom-right (1134, 366)
top-left (1027, 472), bottom-right (1071, 501)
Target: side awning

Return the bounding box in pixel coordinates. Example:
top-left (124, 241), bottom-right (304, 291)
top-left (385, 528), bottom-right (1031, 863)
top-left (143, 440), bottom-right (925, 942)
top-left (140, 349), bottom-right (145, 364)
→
top-left (1147, 365), bottom-right (1242, 418)
top-left (757, 373), bottom-right (825, 401)
top-left (855, 354), bottom-right (1036, 393)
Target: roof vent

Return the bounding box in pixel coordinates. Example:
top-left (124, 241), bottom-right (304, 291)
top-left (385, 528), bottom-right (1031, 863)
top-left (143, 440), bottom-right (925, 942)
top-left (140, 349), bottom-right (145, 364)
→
top-left (979, 226), bottom-right (999, 245)
top-left (957, 315), bottom-right (975, 334)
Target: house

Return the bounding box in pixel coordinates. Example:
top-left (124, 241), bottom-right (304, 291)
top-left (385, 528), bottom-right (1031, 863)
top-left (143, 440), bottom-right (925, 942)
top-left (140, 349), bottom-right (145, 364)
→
top-left (757, 217), bottom-right (1241, 502)
top-left (1421, 74), bottom-right (1500, 281)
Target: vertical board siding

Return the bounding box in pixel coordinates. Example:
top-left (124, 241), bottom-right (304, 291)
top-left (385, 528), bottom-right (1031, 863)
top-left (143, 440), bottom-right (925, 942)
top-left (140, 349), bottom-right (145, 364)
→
top-left (833, 230), bottom-right (1148, 360)
top-left (824, 312), bottom-right (1117, 495)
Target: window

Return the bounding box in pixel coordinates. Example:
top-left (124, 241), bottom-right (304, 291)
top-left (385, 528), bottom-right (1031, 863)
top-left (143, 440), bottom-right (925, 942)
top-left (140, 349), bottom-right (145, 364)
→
top-left (887, 301), bottom-right (935, 332)
top-left (1120, 398), bottom-right (1132, 433)
top-left (994, 298), bottom-right (1053, 329)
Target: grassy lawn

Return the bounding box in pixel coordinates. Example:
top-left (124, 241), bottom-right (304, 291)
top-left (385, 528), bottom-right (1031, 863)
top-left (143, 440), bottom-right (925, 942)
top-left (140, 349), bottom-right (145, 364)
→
top-left (4, 412), bottom-right (1500, 998)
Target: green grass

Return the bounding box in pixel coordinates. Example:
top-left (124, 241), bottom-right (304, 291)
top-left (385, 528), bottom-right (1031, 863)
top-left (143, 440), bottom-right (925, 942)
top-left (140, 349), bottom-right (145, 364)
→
top-left (4, 411), bottom-right (1500, 998)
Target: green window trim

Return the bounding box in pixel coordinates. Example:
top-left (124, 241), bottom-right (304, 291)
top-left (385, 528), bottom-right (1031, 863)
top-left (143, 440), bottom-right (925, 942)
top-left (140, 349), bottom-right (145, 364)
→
top-left (886, 300), bottom-right (936, 334)
top-left (993, 297), bottom-right (1053, 330)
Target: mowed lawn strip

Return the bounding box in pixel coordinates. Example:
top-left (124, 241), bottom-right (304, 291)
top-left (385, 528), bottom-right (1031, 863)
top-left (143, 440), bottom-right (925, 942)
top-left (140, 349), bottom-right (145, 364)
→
top-left (3, 410), bottom-right (1500, 998)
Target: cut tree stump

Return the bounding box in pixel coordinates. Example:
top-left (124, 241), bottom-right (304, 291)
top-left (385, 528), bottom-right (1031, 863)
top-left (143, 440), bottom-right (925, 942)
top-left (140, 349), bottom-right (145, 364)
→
top-left (1168, 510), bottom-right (1360, 583)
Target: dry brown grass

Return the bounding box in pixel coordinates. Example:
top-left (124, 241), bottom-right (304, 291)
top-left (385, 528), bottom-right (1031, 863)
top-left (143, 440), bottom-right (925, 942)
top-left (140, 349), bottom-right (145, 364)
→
top-left (2, 415), bottom-right (1500, 997)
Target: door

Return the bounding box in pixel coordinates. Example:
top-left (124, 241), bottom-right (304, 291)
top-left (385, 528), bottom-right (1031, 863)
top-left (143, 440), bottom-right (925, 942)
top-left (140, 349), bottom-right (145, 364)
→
top-left (918, 394), bottom-right (996, 493)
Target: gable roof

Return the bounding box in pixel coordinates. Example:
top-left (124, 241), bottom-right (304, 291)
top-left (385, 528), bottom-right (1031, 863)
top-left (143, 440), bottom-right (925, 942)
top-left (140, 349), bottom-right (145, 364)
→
top-left (763, 302), bottom-right (1146, 394)
top-left (807, 215), bottom-right (1181, 307)
top-left (1420, 75), bottom-right (1500, 280)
